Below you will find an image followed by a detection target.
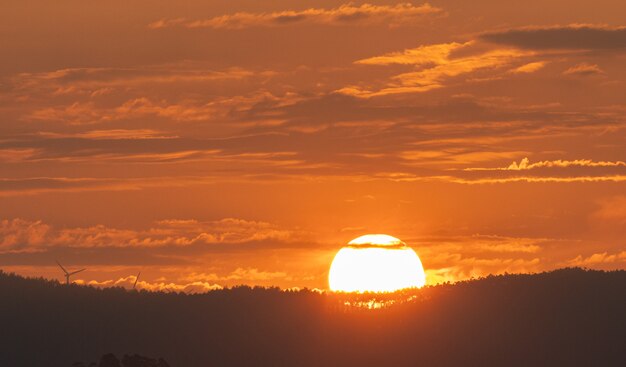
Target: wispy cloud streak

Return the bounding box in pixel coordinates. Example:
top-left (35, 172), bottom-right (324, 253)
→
top-left (465, 157), bottom-right (626, 171)
top-left (148, 3), bottom-right (442, 30)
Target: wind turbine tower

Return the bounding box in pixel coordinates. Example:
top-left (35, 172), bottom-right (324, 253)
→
top-left (56, 260), bottom-right (86, 285)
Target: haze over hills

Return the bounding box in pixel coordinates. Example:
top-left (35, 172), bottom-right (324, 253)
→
top-left (1, 268), bottom-right (624, 367)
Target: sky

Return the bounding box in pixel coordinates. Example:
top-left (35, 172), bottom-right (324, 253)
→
top-left (1, 0), bottom-right (625, 291)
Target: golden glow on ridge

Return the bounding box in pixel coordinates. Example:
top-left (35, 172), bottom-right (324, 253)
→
top-left (329, 234), bottom-right (426, 293)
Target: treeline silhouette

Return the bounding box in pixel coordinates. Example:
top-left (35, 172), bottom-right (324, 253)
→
top-left (73, 353), bottom-right (170, 367)
top-left (0, 268), bottom-right (624, 367)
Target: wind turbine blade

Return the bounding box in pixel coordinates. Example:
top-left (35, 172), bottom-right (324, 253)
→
top-left (133, 271), bottom-right (141, 289)
top-left (69, 268), bottom-right (86, 275)
top-left (56, 260), bottom-right (69, 275)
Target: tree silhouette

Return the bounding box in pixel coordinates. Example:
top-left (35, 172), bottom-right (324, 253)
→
top-left (0, 268), bottom-right (624, 367)
top-left (98, 354), bottom-right (120, 367)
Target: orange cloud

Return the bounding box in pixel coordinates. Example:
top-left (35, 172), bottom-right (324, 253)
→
top-left (0, 218), bottom-right (304, 253)
top-left (0, 176), bottom-right (236, 197)
top-left (148, 3), bottom-right (442, 30)
top-left (16, 66), bottom-right (258, 89)
top-left (71, 129), bottom-right (175, 140)
top-left (340, 43), bottom-right (534, 97)
top-left (591, 196), bottom-right (626, 226)
top-left (0, 149), bottom-right (40, 163)
top-left (448, 176), bottom-right (626, 184)
top-left (27, 101), bottom-right (105, 125)
top-left (113, 98), bottom-right (218, 122)
top-left (467, 236), bottom-right (542, 253)
top-left (77, 275), bottom-right (222, 294)
top-left (0, 219), bottom-right (51, 252)
top-left (355, 42), bottom-right (465, 66)
top-left (416, 234), bottom-right (547, 257)
top-left (511, 61), bottom-right (546, 73)
top-left (465, 157), bottom-right (626, 171)
top-left (425, 256), bottom-right (542, 285)
top-left (182, 268), bottom-right (288, 282)
top-left (12, 65), bottom-right (281, 126)
top-left (372, 172), bottom-right (626, 184)
top-left (27, 98), bottom-right (226, 125)
top-left (400, 149), bottom-right (527, 167)
top-left (567, 251), bottom-right (626, 267)
top-left (563, 63), bottom-right (604, 76)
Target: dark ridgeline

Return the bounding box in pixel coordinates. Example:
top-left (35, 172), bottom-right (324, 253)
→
top-left (0, 268), bottom-right (624, 367)
top-left (118, 354), bottom-right (169, 367)
top-left (71, 353), bottom-right (170, 367)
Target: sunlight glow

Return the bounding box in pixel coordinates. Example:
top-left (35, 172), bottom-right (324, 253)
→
top-left (329, 234), bottom-right (426, 293)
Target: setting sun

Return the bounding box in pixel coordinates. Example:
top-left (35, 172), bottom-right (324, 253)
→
top-left (329, 234), bottom-right (426, 293)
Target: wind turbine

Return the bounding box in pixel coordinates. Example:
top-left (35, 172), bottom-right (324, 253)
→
top-left (133, 271), bottom-right (141, 290)
top-left (56, 260), bottom-right (86, 285)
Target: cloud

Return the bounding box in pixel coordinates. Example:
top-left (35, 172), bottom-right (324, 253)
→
top-left (74, 266), bottom-right (301, 292)
top-left (401, 234), bottom-right (563, 285)
top-left (416, 234), bottom-right (546, 255)
top-left (26, 98), bottom-right (221, 125)
top-left (467, 235), bottom-right (542, 253)
top-left (425, 256), bottom-right (542, 285)
top-left (591, 196), bottom-right (626, 226)
top-left (0, 217), bottom-right (303, 253)
top-left (465, 157), bottom-right (626, 171)
top-left (567, 251), bottom-right (626, 267)
top-left (0, 177), bottom-right (137, 196)
top-left (0, 148), bottom-right (40, 163)
top-left (400, 149), bottom-right (527, 167)
top-left (0, 131), bottom-right (308, 167)
top-left (373, 172), bottom-right (626, 185)
top-left (339, 42), bottom-right (533, 97)
top-left (8, 65), bottom-right (282, 126)
top-left (562, 62), bottom-right (604, 76)
top-left (0, 176), bottom-right (224, 196)
top-left (77, 275), bottom-right (223, 294)
top-left (0, 219), bottom-right (51, 252)
top-left (55, 129), bottom-right (177, 140)
top-left (15, 66), bottom-right (258, 89)
top-left (355, 42), bottom-right (465, 66)
top-left (480, 24), bottom-right (626, 50)
top-left (148, 3), bottom-right (442, 30)
top-left (511, 61), bottom-right (546, 74)
top-left (460, 173), bottom-right (626, 184)
top-left (153, 217), bottom-right (298, 244)
top-left (114, 98), bottom-right (218, 122)
top-left (182, 268), bottom-right (288, 282)
top-left (448, 175), bottom-right (626, 184)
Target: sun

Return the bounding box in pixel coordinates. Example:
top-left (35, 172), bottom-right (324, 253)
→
top-left (328, 234), bottom-right (426, 293)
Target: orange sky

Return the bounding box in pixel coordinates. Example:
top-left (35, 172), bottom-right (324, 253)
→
top-left (1, 0), bottom-right (625, 291)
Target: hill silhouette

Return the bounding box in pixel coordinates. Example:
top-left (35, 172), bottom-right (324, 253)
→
top-left (0, 268), bottom-right (624, 367)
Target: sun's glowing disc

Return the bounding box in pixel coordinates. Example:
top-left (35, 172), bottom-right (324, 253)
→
top-left (329, 234), bottom-right (426, 293)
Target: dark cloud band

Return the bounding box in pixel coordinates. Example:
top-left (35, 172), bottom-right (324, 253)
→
top-left (481, 25), bottom-right (626, 50)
